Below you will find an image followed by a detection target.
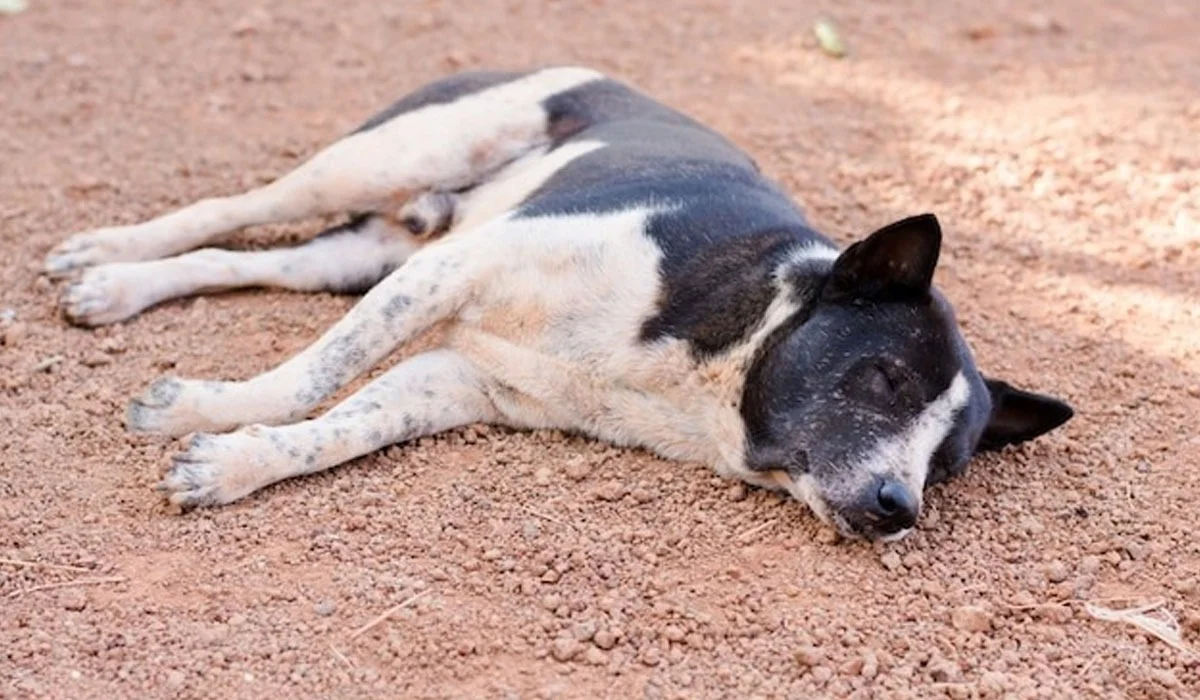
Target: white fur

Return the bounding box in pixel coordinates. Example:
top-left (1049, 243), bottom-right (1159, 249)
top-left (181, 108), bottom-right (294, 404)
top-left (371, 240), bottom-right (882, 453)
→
top-left (860, 371), bottom-right (971, 503)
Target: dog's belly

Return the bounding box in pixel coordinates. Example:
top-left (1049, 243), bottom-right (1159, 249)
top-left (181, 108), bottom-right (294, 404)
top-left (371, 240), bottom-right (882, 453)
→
top-left (441, 206), bottom-right (753, 477)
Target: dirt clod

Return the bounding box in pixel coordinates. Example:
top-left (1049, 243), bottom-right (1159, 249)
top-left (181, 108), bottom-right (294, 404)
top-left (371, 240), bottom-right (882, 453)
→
top-left (951, 605), bottom-right (993, 633)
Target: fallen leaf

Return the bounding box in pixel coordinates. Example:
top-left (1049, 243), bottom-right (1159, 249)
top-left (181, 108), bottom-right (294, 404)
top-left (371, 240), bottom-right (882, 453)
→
top-left (813, 19), bottom-right (847, 58)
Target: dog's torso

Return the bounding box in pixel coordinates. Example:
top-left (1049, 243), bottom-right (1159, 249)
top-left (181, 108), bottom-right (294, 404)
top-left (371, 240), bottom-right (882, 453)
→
top-left (415, 75), bottom-right (832, 485)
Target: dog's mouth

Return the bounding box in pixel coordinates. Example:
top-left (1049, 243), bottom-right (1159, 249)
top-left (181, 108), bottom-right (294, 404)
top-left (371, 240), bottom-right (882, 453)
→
top-left (783, 473), bottom-right (919, 542)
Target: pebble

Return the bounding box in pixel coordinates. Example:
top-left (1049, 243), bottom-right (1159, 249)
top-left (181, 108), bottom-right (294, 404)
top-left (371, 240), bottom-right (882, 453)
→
top-left (593, 481), bottom-right (627, 502)
top-left (810, 665), bottom-right (833, 683)
top-left (564, 458), bottom-right (591, 481)
top-left (1044, 560), bottom-right (1070, 583)
top-left (1149, 669), bottom-right (1180, 689)
top-left (638, 645), bottom-right (661, 666)
top-left (880, 552), bottom-right (903, 571)
top-left (81, 353), bottom-right (112, 367)
top-left (793, 645), bottom-right (824, 667)
top-left (572, 621), bottom-right (597, 642)
top-left (2, 321), bottom-right (27, 346)
top-left (902, 551), bottom-right (927, 569)
top-left (166, 670), bottom-right (186, 688)
top-left (99, 336), bottom-right (127, 354)
top-left (630, 487), bottom-right (655, 504)
top-left (533, 467), bottom-right (552, 486)
top-left (726, 483), bottom-right (748, 501)
top-left (550, 638), bottom-right (581, 662)
top-left (314, 600), bottom-right (337, 617)
top-left (62, 591), bottom-right (87, 611)
top-left (1079, 555), bottom-right (1101, 575)
top-left (583, 647), bottom-right (607, 665)
top-left (951, 605), bottom-right (992, 633)
top-left (662, 625), bottom-right (685, 643)
top-left (593, 629), bottom-right (618, 650)
top-left (540, 569), bottom-right (561, 584)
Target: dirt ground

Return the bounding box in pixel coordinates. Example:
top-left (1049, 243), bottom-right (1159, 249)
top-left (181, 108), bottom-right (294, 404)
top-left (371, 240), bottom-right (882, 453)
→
top-left (2, 0), bottom-right (1199, 698)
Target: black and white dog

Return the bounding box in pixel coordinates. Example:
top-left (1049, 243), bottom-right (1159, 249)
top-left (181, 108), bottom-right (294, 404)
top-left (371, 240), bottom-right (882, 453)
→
top-left (45, 67), bottom-right (1074, 541)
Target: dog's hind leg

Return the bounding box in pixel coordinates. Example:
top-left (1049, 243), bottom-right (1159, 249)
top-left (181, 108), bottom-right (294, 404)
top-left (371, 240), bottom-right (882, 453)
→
top-left (126, 234), bottom-right (483, 436)
top-left (44, 66), bottom-right (603, 275)
top-left (59, 214), bottom-right (422, 326)
top-left (157, 349), bottom-right (497, 509)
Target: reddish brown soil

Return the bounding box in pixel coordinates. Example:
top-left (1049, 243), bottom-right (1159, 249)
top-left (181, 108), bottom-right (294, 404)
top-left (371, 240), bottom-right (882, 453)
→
top-left (2, 1), bottom-right (1199, 698)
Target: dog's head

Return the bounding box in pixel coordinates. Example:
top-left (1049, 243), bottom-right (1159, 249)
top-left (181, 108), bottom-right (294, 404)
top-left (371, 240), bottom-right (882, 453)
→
top-left (742, 213), bottom-right (1073, 541)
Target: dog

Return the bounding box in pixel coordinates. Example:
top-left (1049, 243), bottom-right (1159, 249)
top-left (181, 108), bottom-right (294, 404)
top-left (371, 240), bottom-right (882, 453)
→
top-left (44, 66), bottom-right (1074, 541)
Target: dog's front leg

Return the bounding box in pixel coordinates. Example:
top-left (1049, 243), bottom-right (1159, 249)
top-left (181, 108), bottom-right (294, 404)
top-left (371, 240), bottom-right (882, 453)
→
top-left (126, 239), bottom-right (478, 436)
top-left (158, 349), bottom-right (498, 509)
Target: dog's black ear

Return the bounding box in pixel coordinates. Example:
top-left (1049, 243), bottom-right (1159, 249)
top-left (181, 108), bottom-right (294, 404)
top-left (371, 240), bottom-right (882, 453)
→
top-left (976, 378), bottom-right (1074, 452)
top-left (824, 213), bottom-right (942, 303)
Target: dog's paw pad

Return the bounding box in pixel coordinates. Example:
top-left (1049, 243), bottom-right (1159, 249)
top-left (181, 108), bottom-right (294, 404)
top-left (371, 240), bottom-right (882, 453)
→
top-left (59, 267), bottom-right (141, 326)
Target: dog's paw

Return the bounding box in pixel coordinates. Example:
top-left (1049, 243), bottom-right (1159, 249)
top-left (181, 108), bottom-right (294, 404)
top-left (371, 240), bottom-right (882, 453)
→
top-left (60, 265), bottom-right (146, 326)
top-left (158, 430), bottom-right (275, 510)
top-left (127, 376), bottom-right (235, 437)
top-left (45, 228), bottom-right (132, 277)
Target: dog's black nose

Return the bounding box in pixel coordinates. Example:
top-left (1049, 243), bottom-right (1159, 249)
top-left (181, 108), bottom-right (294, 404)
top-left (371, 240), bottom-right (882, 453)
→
top-left (873, 480), bottom-right (919, 533)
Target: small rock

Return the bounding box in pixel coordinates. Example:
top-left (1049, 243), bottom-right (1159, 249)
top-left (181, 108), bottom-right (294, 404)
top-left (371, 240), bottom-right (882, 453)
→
top-left (100, 336), bottom-right (127, 354)
top-left (231, 8), bottom-right (270, 36)
top-left (593, 629), bottom-right (618, 650)
top-left (541, 594), bottom-right (562, 611)
top-left (1, 321), bottom-right (27, 346)
top-left (1149, 669), bottom-right (1180, 689)
top-left (1123, 541), bottom-right (1147, 561)
top-left (980, 671), bottom-right (1010, 693)
top-left (564, 458), bottom-right (590, 481)
top-left (880, 551), bottom-right (903, 571)
top-left (964, 25), bottom-right (998, 41)
top-left (902, 551), bottom-right (927, 569)
top-left (1044, 560), bottom-right (1070, 583)
top-left (550, 638), bottom-right (581, 662)
top-left (951, 605), bottom-right (992, 633)
top-left (1182, 612), bottom-right (1200, 633)
top-left (81, 353), bottom-right (112, 368)
top-left (1021, 13), bottom-right (1065, 34)
top-left (533, 467), bottom-right (552, 486)
top-left (638, 645), bottom-right (661, 666)
top-left (593, 481), bottom-right (627, 502)
top-left (65, 52), bottom-right (90, 68)
top-left (540, 569), bottom-right (561, 584)
top-left (662, 625), bottom-right (685, 643)
top-left (815, 527), bottom-right (841, 545)
top-left (314, 600), bottom-right (337, 617)
top-left (630, 487), bottom-right (655, 504)
top-left (794, 645), bottom-right (824, 667)
top-left (860, 651), bottom-right (879, 679)
top-left (166, 670), bottom-right (186, 688)
top-left (726, 483), bottom-right (748, 501)
top-left (583, 647), bottom-right (606, 665)
top-left (572, 621), bottom-right (597, 642)
top-left (62, 591), bottom-right (87, 611)
top-left (1079, 555), bottom-right (1101, 575)
top-left (810, 665), bottom-right (833, 683)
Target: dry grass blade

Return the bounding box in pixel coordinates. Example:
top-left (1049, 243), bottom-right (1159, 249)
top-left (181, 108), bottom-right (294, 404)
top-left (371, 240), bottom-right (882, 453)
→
top-left (329, 644), bottom-right (355, 668)
top-left (737, 518), bottom-right (779, 543)
top-left (7, 576), bottom-right (126, 598)
top-left (1084, 600), bottom-right (1196, 657)
top-left (349, 590), bottom-right (432, 640)
top-left (0, 557), bottom-right (96, 573)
